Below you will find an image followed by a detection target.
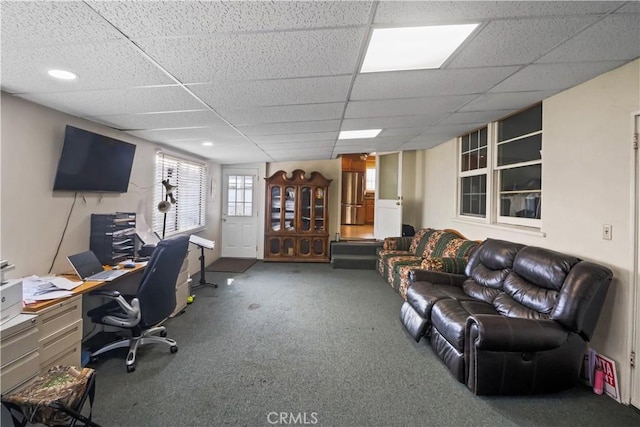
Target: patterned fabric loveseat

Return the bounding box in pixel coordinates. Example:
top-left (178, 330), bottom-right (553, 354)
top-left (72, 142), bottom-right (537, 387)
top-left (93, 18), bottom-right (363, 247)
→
top-left (377, 228), bottom-right (479, 299)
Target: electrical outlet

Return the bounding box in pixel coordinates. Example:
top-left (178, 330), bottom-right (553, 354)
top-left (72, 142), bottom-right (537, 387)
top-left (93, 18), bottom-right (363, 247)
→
top-left (603, 224), bottom-right (612, 240)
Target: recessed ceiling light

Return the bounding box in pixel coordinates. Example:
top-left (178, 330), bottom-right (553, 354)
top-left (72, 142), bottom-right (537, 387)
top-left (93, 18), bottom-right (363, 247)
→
top-left (47, 69), bottom-right (78, 80)
top-left (339, 129), bottom-right (382, 140)
top-left (361, 24), bottom-right (479, 73)
top-left (202, 141), bottom-right (214, 146)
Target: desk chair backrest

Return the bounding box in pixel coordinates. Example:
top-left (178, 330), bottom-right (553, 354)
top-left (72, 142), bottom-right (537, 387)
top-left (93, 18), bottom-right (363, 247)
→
top-left (136, 234), bottom-right (189, 328)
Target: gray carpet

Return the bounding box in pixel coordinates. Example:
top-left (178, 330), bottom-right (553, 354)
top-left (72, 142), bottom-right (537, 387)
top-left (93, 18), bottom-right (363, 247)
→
top-left (91, 262), bottom-right (640, 426)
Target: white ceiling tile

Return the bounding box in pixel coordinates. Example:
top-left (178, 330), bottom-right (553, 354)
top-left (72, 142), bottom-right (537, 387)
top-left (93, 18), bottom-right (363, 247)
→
top-left (0, 2), bottom-right (124, 49)
top-left (237, 120), bottom-right (341, 136)
top-left (448, 17), bottom-right (600, 68)
top-left (438, 111), bottom-right (513, 125)
top-left (536, 15), bottom-right (640, 63)
top-left (379, 127), bottom-right (429, 138)
top-left (345, 95), bottom-right (475, 118)
top-left (250, 132), bottom-right (338, 144)
top-left (89, 110), bottom-right (228, 130)
top-left (615, 2), bottom-right (640, 13)
top-left (128, 126), bottom-right (245, 143)
top-left (217, 103), bottom-right (344, 125)
top-left (188, 76), bottom-right (351, 108)
top-left (489, 61), bottom-right (627, 93)
top-left (89, 1), bottom-right (373, 37)
top-left (135, 28), bottom-right (366, 82)
top-left (18, 86), bottom-right (204, 117)
top-left (341, 114), bottom-right (447, 130)
top-left (374, 1), bottom-right (622, 26)
top-left (1, 41), bottom-right (174, 94)
top-left (351, 66), bottom-right (519, 100)
top-left (459, 91), bottom-right (560, 112)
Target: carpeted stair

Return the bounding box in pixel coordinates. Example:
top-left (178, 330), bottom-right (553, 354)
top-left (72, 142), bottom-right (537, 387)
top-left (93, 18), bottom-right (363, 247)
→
top-left (330, 240), bottom-right (383, 269)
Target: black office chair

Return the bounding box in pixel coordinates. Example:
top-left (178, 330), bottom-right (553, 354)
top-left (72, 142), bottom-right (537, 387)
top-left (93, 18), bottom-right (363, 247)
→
top-left (87, 234), bottom-right (189, 373)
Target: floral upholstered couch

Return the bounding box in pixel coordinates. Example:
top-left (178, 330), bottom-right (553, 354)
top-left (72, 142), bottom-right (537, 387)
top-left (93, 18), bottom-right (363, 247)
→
top-left (377, 228), bottom-right (479, 299)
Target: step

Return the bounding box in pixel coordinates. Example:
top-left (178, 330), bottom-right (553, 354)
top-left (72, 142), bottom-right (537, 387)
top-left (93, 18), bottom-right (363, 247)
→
top-left (330, 241), bottom-right (383, 256)
top-left (330, 254), bottom-right (378, 270)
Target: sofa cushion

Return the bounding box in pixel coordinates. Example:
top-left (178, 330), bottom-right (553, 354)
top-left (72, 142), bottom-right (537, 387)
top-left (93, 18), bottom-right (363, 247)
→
top-left (465, 239), bottom-right (523, 276)
top-left (421, 257), bottom-right (468, 274)
top-left (385, 255), bottom-right (422, 289)
top-left (462, 278), bottom-right (501, 304)
top-left (513, 246), bottom-right (580, 291)
top-left (406, 281), bottom-right (470, 318)
top-left (408, 228), bottom-right (437, 256)
top-left (431, 299), bottom-right (498, 350)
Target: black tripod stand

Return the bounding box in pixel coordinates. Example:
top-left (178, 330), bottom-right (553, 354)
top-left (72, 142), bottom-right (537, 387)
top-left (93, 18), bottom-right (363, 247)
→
top-left (189, 236), bottom-right (217, 289)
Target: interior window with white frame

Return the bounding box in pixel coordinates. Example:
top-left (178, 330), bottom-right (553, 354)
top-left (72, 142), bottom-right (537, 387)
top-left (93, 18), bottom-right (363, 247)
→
top-left (495, 104), bottom-right (542, 226)
top-left (153, 152), bottom-right (207, 237)
top-left (459, 127), bottom-right (488, 218)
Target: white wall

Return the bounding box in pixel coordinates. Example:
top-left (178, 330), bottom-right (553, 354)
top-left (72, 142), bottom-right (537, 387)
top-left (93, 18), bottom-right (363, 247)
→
top-left (419, 59), bottom-right (640, 402)
top-left (0, 94), bottom-right (222, 280)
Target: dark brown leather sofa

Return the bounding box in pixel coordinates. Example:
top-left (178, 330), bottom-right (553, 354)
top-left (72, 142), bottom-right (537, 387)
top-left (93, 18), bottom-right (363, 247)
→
top-left (400, 239), bottom-right (613, 395)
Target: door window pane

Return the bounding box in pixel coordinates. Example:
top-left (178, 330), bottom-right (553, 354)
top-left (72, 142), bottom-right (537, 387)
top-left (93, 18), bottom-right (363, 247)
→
top-left (227, 175), bottom-right (253, 217)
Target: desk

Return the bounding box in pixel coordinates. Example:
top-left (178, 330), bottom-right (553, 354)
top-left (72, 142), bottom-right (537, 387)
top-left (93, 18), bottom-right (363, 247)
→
top-left (22, 264), bottom-right (146, 313)
top-left (17, 264), bottom-right (146, 378)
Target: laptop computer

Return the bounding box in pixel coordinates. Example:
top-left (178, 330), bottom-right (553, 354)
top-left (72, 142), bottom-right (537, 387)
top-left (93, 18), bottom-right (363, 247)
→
top-left (67, 250), bottom-right (129, 282)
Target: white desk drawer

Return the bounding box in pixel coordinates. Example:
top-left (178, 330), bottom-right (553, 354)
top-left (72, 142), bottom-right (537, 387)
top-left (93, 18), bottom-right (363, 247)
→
top-left (40, 342), bottom-right (81, 372)
top-left (1, 349), bottom-right (40, 394)
top-left (171, 281), bottom-right (190, 317)
top-left (38, 318), bottom-right (82, 368)
top-left (1, 319), bottom-right (39, 365)
top-left (36, 295), bottom-right (82, 338)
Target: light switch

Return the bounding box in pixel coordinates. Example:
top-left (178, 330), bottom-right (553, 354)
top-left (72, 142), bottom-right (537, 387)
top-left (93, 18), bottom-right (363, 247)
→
top-left (603, 224), bottom-right (612, 240)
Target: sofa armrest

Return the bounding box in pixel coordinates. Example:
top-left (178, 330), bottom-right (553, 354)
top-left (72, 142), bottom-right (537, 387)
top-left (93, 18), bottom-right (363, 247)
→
top-left (409, 269), bottom-right (467, 287)
top-left (383, 236), bottom-right (413, 251)
top-left (466, 315), bottom-right (570, 352)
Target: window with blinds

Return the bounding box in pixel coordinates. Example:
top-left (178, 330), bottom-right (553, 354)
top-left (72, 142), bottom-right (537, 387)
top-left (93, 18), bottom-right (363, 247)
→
top-left (153, 152), bottom-right (207, 237)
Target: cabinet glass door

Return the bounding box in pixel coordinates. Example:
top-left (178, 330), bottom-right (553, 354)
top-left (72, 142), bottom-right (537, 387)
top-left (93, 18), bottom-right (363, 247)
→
top-left (270, 186), bottom-right (281, 231)
top-left (284, 186), bottom-right (296, 231)
top-left (314, 187), bottom-right (325, 231)
top-left (301, 186), bottom-right (311, 231)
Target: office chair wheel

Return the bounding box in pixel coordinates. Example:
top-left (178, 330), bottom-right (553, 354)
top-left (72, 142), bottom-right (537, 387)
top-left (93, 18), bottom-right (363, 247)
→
top-left (160, 330), bottom-right (167, 337)
top-left (90, 355), bottom-right (99, 363)
top-left (170, 345), bottom-right (178, 353)
top-left (126, 364), bottom-right (135, 373)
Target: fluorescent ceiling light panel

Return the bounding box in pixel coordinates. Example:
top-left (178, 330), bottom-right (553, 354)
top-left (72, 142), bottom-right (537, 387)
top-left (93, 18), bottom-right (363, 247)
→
top-left (361, 24), bottom-right (479, 73)
top-left (47, 69), bottom-right (78, 80)
top-left (339, 129), bottom-right (382, 140)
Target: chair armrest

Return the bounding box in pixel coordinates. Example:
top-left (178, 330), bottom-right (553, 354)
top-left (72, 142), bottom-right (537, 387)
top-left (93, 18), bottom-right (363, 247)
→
top-left (409, 269), bottom-right (467, 287)
top-left (89, 290), bottom-right (121, 298)
top-left (466, 315), bottom-right (569, 352)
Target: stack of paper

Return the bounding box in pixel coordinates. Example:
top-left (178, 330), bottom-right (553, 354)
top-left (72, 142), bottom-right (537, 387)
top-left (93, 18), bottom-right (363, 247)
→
top-left (23, 275), bottom-right (82, 304)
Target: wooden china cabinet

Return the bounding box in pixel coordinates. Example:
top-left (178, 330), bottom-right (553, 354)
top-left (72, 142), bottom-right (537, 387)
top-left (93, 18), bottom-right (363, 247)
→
top-left (265, 169), bottom-right (332, 262)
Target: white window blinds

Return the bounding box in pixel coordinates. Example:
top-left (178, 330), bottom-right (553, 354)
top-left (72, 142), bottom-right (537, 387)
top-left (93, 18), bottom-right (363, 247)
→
top-left (153, 152), bottom-right (207, 237)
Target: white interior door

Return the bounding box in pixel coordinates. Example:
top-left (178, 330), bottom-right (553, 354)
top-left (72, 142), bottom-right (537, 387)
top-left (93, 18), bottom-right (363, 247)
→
top-left (221, 168), bottom-right (258, 258)
top-left (374, 152), bottom-right (403, 239)
top-left (631, 114), bottom-right (639, 408)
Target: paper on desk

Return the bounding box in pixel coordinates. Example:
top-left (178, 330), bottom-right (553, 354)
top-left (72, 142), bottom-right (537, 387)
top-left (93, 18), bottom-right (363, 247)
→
top-left (22, 275), bottom-right (75, 303)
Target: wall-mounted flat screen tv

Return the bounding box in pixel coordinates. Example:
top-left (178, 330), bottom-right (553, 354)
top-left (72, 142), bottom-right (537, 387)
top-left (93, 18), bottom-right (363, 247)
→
top-left (53, 125), bottom-right (137, 193)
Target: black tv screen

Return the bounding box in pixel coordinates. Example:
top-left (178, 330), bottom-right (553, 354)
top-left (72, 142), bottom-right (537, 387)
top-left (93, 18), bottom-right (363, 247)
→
top-left (53, 126), bottom-right (136, 193)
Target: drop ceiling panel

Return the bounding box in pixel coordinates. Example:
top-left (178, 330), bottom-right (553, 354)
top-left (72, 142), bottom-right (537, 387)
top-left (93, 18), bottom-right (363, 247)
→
top-left (188, 76), bottom-right (352, 108)
top-left (536, 15), bottom-right (640, 63)
top-left (379, 127), bottom-right (430, 138)
top-left (2, 41), bottom-right (174, 94)
top-left (217, 103), bottom-right (344, 125)
top-left (0, 2), bottom-right (124, 49)
top-left (341, 114), bottom-right (449, 130)
top-left (250, 132), bottom-right (338, 144)
top-left (438, 110), bottom-right (514, 126)
top-left (18, 86), bottom-right (204, 117)
top-left (373, 1), bottom-right (622, 25)
top-left (89, 110), bottom-right (227, 130)
top-left (128, 126), bottom-right (245, 143)
top-left (489, 61), bottom-right (626, 93)
top-left (351, 66), bottom-right (520, 100)
top-left (135, 28), bottom-right (366, 83)
top-left (89, 1), bottom-right (373, 37)
top-left (237, 120), bottom-right (341, 136)
top-left (460, 91), bottom-right (559, 112)
top-left (448, 17), bottom-right (601, 68)
top-left (345, 95), bottom-right (475, 118)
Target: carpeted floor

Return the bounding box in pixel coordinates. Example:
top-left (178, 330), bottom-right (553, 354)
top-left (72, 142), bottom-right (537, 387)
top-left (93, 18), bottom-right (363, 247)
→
top-left (90, 262), bottom-right (640, 426)
top-left (206, 257), bottom-right (257, 273)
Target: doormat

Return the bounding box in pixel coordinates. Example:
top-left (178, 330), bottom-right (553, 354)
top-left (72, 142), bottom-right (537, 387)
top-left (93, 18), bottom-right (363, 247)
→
top-left (206, 258), bottom-right (257, 273)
